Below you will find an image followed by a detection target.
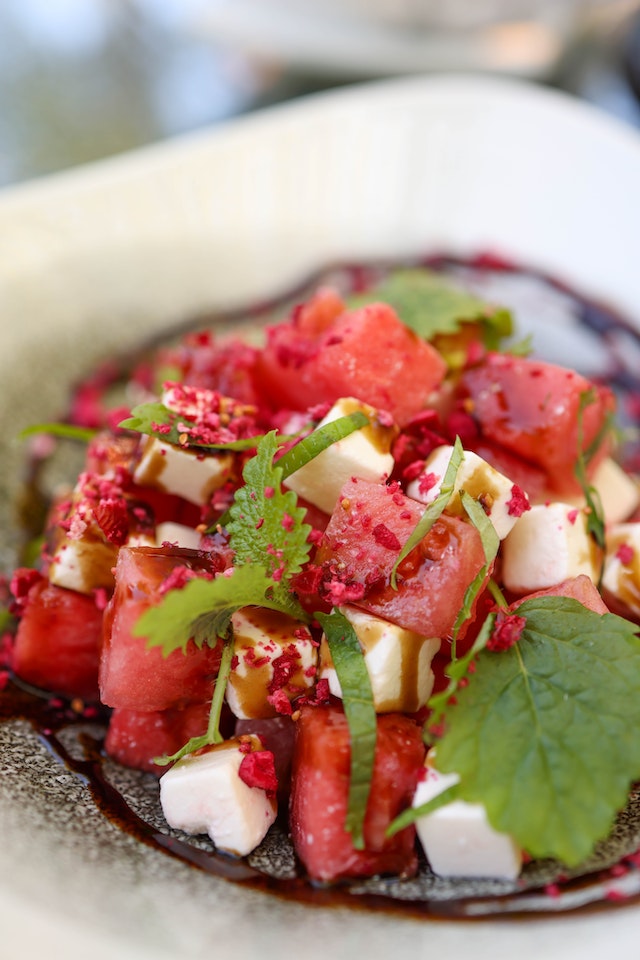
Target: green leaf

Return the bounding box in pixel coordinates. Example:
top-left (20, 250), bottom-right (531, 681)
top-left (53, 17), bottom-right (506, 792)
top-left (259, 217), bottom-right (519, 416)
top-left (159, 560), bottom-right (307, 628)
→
top-left (450, 490), bottom-right (500, 647)
top-left (434, 596), bottom-right (640, 866)
top-left (19, 422), bottom-right (97, 443)
top-left (347, 268), bottom-right (512, 348)
top-left (133, 563), bottom-right (301, 656)
top-left (227, 432), bottom-right (312, 606)
top-left (316, 609), bottom-right (377, 850)
top-left (387, 783), bottom-right (460, 837)
top-left (120, 401), bottom-right (261, 451)
top-left (574, 390), bottom-right (609, 557)
top-left (276, 411), bottom-right (370, 479)
top-left (154, 638), bottom-right (236, 766)
top-left (390, 436), bottom-right (464, 588)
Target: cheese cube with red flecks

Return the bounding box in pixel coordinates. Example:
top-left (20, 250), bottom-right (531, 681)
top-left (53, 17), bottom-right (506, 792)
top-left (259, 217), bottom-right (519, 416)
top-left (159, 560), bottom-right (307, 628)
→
top-left (226, 608), bottom-right (317, 719)
top-left (159, 735), bottom-right (277, 856)
top-left (406, 445), bottom-right (529, 540)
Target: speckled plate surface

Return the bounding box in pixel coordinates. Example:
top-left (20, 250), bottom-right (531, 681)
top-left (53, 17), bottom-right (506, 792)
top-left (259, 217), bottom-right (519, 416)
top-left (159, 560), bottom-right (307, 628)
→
top-left (2, 75), bottom-right (640, 959)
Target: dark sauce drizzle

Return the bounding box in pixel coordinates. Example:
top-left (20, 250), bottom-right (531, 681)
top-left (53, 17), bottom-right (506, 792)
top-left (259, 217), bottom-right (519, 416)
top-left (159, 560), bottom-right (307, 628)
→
top-left (3, 253), bottom-right (640, 921)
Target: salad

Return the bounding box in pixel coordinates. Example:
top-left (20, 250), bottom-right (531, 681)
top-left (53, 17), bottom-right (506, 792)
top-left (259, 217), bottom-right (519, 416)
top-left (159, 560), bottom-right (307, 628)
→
top-left (3, 262), bottom-right (640, 896)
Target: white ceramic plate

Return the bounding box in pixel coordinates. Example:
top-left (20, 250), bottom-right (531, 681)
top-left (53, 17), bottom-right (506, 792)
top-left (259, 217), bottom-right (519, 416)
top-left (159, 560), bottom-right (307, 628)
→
top-left (2, 74), bottom-right (640, 960)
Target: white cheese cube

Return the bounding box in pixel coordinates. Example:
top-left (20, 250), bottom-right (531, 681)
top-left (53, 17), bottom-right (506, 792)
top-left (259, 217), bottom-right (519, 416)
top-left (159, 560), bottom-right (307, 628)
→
top-left (406, 444), bottom-right (527, 540)
top-left (413, 759), bottom-right (522, 880)
top-left (226, 608), bottom-right (317, 720)
top-left (602, 523), bottom-right (640, 617)
top-left (159, 736), bottom-right (276, 857)
top-left (49, 538), bottom-right (119, 594)
top-left (501, 502), bottom-right (600, 594)
top-left (133, 436), bottom-right (232, 506)
top-left (284, 398), bottom-right (396, 515)
top-left (155, 521), bottom-right (202, 550)
top-left (319, 605), bottom-right (440, 713)
top-left (563, 457), bottom-right (640, 526)
top-left (49, 516), bottom-right (154, 594)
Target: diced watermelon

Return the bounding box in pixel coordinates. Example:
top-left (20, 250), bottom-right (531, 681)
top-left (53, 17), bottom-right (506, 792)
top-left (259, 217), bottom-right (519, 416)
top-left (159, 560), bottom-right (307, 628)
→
top-left (255, 301), bottom-right (446, 426)
top-left (460, 353), bottom-right (615, 496)
top-left (100, 546), bottom-right (223, 712)
top-left (104, 701), bottom-right (211, 775)
top-left (12, 578), bottom-right (103, 700)
top-left (315, 478), bottom-right (488, 638)
top-left (289, 702), bottom-right (424, 881)
top-left (511, 574), bottom-right (609, 615)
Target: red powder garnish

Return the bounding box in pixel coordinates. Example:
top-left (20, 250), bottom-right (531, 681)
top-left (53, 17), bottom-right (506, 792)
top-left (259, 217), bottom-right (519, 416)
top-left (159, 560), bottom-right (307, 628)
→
top-left (238, 750), bottom-right (278, 793)
top-left (417, 472), bottom-right (439, 497)
top-left (372, 523), bottom-right (402, 551)
top-left (267, 689), bottom-right (294, 716)
top-left (506, 484), bottom-right (531, 518)
top-left (487, 613), bottom-right (526, 652)
top-left (616, 543), bottom-right (635, 565)
top-left (9, 567), bottom-right (43, 615)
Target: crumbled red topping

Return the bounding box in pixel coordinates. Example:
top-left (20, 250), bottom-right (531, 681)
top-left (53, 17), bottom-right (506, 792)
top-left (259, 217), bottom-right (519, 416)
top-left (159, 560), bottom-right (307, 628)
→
top-left (566, 508), bottom-right (579, 526)
top-left (372, 523), bottom-right (402, 551)
top-left (417, 472), bottom-right (438, 497)
top-left (616, 543), bottom-right (635, 565)
top-left (9, 567), bottom-right (44, 615)
top-left (267, 689), bottom-right (294, 716)
top-left (487, 613), bottom-right (526, 651)
top-left (506, 484), bottom-right (531, 518)
top-left (238, 749), bottom-right (278, 793)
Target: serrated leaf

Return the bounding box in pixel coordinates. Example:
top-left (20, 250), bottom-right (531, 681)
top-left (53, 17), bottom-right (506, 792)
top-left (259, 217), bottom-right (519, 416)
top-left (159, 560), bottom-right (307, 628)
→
top-left (227, 432), bottom-right (311, 588)
top-left (434, 596), bottom-right (640, 865)
top-left (316, 609), bottom-right (377, 850)
top-left (347, 268), bottom-right (512, 347)
top-left (120, 401), bottom-right (260, 451)
top-left (133, 564), bottom-right (296, 656)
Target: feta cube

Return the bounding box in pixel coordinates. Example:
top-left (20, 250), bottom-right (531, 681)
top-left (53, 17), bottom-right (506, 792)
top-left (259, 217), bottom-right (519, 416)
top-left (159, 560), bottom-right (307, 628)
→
top-left (319, 605), bottom-right (440, 713)
top-left (406, 444), bottom-right (527, 540)
top-left (602, 523), bottom-right (640, 617)
top-left (133, 436), bottom-right (232, 506)
top-left (226, 608), bottom-right (317, 719)
top-left (284, 398), bottom-right (396, 515)
top-left (564, 457), bottom-right (640, 525)
top-left (501, 502), bottom-right (600, 594)
top-left (155, 521), bottom-right (202, 550)
top-left (159, 736), bottom-right (276, 857)
top-left (49, 538), bottom-right (119, 594)
top-left (413, 758), bottom-right (521, 880)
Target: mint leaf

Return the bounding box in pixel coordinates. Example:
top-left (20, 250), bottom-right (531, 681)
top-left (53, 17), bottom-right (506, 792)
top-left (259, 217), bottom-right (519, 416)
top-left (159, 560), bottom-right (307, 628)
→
top-left (434, 596), bottom-right (640, 866)
top-left (390, 436), bottom-right (464, 588)
top-left (133, 563), bottom-right (298, 656)
top-left (348, 268), bottom-right (512, 347)
top-left (227, 432), bottom-right (311, 603)
top-left (120, 401), bottom-right (260, 451)
top-left (450, 490), bottom-right (500, 646)
top-left (316, 609), bottom-right (377, 850)
top-left (276, 411), bottom-right (370, 479)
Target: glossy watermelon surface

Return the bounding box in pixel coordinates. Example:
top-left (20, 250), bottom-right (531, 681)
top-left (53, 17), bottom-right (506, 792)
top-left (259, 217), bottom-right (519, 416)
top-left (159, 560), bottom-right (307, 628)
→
top-left (289, 701), bottom-right (425, 882)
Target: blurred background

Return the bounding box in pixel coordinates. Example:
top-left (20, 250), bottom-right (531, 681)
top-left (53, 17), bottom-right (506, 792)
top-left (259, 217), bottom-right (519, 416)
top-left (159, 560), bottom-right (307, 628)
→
top-left (0, 0), bottom-right (639, 188)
